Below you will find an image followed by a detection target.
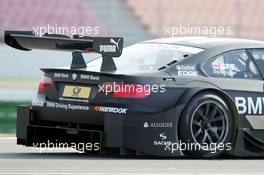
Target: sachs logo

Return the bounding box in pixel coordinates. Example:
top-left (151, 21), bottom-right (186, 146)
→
top-left (159, 133), bottom-right (167, 140)
top-left (153, 133), bottom-right (171, 146)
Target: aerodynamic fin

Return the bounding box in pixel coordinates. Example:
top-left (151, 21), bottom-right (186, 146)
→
top-left (4, 31), bottom-right (124, 71)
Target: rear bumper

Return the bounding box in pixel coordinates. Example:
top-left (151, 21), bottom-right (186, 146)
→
top-left (16, 105), bottom-right (183, 156)
top-left (16, 105), bottom-right (264, 157)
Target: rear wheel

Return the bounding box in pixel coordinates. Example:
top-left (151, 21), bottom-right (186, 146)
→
top-left (179, 92), bottom-right (235, 157)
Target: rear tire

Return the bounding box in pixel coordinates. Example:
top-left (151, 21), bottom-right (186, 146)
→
top-left (179, 92), bottom-right (234, 158)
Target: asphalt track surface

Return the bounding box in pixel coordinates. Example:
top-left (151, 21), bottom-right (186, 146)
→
top-left (0, 138), bottom-right (264, 175)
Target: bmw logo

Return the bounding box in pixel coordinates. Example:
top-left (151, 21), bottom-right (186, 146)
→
top-left (72, 73), bottom-right (77, 80)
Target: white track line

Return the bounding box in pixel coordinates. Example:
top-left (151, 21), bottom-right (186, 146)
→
top-left (0, 137), bottom-right (16, 140)
top-left (0, 173), bottom-right (262, 175)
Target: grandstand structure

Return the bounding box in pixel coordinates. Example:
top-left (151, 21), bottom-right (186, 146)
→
top-left (1, 0), bottom-right (264, 44)
top-left (125, 0), bottom-right (264, 40)
top-left (0, 0), bottom-right (151, 46)
top-left (0, 0), bottom-right (105, 39)
top-left (0, 0), bottom-right (264, 93)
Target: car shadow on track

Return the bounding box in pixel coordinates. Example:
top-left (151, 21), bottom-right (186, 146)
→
top-left (0, 152), bottom-right (264, 160)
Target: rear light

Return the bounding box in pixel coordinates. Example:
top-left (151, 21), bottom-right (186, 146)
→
top-left (38, 76), bottom-right (53, 93)
top-left (100, 82), bottom-right (151, 99)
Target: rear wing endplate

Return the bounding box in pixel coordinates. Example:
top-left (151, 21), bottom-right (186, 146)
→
top-left (5, 31), bottom-right (124, 72)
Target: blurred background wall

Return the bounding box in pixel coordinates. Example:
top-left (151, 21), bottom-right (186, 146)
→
top-left (1, 0), bottom-right (264, 78)
top-left (0, 0), bottom-right (264, 132)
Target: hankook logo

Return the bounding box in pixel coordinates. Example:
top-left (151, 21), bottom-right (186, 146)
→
top-left (94, 106), bottom-right (127, 114)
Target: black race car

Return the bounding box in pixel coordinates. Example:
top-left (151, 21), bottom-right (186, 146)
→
top-left (5, 31), bottom-right (264, 157)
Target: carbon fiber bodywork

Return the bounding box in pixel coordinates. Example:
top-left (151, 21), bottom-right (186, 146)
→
top-left (9, 34), bottom-right (264, 157)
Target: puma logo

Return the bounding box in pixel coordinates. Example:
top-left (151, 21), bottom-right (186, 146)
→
top-left (110, 38), bottom-right (121, 51)
top-left (99, 38), bottom-right (121, 53)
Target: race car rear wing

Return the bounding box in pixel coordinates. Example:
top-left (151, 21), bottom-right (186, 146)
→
top-left (4, 31), bottom-right (124, 72)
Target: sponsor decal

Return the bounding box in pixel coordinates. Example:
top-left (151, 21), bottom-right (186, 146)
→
top-left (72, 87), bottom-right (81, 97)
top-left (143, 122), bottom-right (173, 128)
top-left (46, 102), bottom-right (89, 111)
top-left (235, 96), bottom-right (264, 115)
top-left (99, 38), bottom-right (121, 53)
top-left (176, 65), bottom-right (196, 71)
top-left (177, 70), bottom-right (198, 76)
top-left (211, 63), bottom-right (237, 71)
top-left (211, 63), bottom-right (238, 77)
top-left (110, 38), bottom-right (121, 50)
top-left (93, 106), bottom-right (127, 114)
top-left (72, 73), bottom-right (78, 80)
top-left (32, 100), bottom-right (44, 107)
top-left (176, 65), bottom-right (198, 76)
top-left (163, 77), bottom-right (175, 81)
top-left (63, 85), bottom-right (91, 99)
top-left (99, 45), bottom-right (116, 53)
top-left (59, 97), bottom-right (89, 103)
top-left (211, 63), bottom-right (220, 70)
top-left (153, 133), bottom-right (172, 146)
top-left (143, 122), bottom-right (149, 128)
top-left (159, 133), bottom-right (167, 140)
top-left (54, 73), bottom-right (68, 78)
top-left (80, 74), bottom-right (99, 81)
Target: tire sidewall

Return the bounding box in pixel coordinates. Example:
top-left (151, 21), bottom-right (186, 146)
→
top-left (179, 92), bottom-right (234, 158)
